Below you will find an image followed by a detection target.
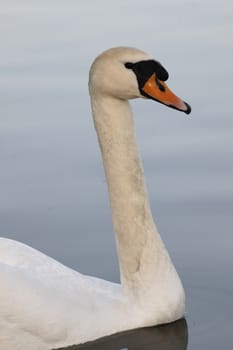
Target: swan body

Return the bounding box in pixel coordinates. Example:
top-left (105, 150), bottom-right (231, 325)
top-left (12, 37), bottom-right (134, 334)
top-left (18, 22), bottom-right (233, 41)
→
top-left (0, 47), bottom-right (190, 350)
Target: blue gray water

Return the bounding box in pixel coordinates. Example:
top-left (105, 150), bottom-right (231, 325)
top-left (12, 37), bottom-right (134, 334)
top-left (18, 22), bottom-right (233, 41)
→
top-left (0, 1), bottom-right (233, 349)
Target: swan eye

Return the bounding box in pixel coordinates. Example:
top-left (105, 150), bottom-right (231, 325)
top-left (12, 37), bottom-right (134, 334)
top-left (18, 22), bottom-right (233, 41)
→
top-left (125, 62), bottom-right (133, 69)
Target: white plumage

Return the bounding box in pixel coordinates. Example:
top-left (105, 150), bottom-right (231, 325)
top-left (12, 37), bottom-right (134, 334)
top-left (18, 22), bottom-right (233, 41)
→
top-left (0, 47), bottom-right (189, 350)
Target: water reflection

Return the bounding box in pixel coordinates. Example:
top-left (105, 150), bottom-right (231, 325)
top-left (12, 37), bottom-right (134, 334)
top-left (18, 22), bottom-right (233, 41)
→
top-left (56, 318), bottom-right (188, 350)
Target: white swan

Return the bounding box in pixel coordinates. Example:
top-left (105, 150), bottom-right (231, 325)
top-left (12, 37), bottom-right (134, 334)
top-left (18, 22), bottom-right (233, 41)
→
top-left (0, 47), bottom-right (191, 350)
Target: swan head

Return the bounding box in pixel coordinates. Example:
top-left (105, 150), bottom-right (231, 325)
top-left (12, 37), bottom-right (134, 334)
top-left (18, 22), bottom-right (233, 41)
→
top-left (89, 47), bottom-right (191, 114)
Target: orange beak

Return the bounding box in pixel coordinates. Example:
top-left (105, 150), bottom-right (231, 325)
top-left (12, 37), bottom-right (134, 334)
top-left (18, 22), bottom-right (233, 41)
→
top-left (142, 73), bottom-right (191, 114)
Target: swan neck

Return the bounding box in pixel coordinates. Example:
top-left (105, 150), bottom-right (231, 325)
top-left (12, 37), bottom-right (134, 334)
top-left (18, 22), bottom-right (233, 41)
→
top-left (90, 94), bottom-right (168, 294)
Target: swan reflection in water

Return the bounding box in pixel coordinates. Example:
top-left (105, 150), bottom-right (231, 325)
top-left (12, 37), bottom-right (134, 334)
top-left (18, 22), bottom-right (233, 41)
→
top-left (56, 318), bottom-right (188, 350)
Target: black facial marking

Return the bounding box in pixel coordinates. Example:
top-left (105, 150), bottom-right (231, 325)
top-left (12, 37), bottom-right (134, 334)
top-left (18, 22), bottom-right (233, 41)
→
top-left (124, 59), bottom-right (169, 90)
top-left (125, 62), bottom-right (133, 69)
top-left (153, 61), bottom-right (169, 81)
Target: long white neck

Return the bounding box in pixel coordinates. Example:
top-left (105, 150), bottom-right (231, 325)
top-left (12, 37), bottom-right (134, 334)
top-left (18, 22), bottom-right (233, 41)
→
top-left (90, 93), bottom-right (173, 297)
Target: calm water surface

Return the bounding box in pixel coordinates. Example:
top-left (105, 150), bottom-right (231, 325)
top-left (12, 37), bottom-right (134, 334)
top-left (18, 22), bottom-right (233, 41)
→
top-left (0, 1), bottom-right (233, 349)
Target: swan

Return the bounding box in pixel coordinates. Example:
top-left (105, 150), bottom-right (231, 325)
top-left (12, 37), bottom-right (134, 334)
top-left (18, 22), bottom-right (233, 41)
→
top-left (0, 47), bottom-right (191, 350)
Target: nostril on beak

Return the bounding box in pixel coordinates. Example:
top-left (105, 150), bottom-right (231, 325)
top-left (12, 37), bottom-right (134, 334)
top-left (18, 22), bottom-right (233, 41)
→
top-left (155, 76), bottom-right (166, 92)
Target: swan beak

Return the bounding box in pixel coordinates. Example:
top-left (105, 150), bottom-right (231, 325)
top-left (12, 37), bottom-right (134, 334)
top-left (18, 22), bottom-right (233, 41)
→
top-left (142, 73), bottom-right (191, 114)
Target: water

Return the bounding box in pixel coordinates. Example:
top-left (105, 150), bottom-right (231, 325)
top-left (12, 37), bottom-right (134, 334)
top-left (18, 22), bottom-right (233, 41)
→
top-left (58, 319), bottom-right (188, 349)
top-left (0, 1), bottom-right (233, 349)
